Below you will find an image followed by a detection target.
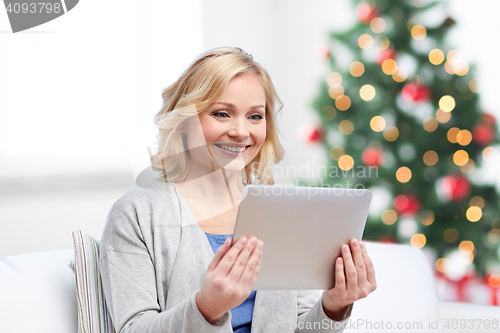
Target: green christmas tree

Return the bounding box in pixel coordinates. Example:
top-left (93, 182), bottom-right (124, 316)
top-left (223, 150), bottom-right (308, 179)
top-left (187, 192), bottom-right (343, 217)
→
top-left (311, 0), bottom-right (500, 277)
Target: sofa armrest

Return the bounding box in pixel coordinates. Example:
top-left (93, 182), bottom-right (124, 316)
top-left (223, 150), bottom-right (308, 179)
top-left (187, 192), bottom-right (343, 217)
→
top-left (438, 301), bottom-right (500, 333)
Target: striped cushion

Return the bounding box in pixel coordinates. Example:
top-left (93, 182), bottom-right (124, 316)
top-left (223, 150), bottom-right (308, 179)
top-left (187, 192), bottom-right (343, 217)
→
top-left (73, 230), bottom-right (115, 333)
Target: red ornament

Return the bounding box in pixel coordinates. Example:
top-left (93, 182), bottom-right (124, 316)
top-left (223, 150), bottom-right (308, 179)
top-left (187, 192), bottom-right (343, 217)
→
top-left (377, 48), bottom-right (397, 66)
top-left (472, 124), bottom-right (495, 146)
top-left (356, 2), bottom-right (380, 24)
top-left (299, 124), bottom-right (323, 143)
top-left (401, 84), bottom-right (432, 102)
top-left (362, 147), bottom-right (383, 167)
top-left (393, 194), bottom-right (421, 215)
top-left (440, 174), bottom-right (471, 202)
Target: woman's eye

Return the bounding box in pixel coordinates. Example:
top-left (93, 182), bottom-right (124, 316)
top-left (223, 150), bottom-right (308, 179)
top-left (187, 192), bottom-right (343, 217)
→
top-left (250, 114), bottom-right (263, 121)
top-left (212, 112), bottom-right (228, 119)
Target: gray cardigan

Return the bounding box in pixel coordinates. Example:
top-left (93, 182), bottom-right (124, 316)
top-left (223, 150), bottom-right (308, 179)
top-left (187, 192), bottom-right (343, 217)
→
top-left (99, 184), bottom-right (350, 332)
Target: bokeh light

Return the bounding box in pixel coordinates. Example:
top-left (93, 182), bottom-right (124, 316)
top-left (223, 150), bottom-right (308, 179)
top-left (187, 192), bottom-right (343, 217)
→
top-left (447, 127), bottom-right (460, 143)
top-left (335, 95), bottom-right (351, 111)
top-left (382, 209), bottom-right (398, 225)
top-left (443, 228), bottom-right (458, 243)
top-left (321, 105), bottom-right (337, 121)
top-left (329, 86), bottom-right (344, 99)
top-left (420, 211), bottom-right (435, 226)
top-left (327, 72), bottom-right (342, 87)
top-left (436, 258), bottom-right (449, 273)
top-left (339, 120), bottom-right (354, 135)
top-left (453, 150), bottom-right (469, 166)
top-left (382, 59), bottom-right (397, 75)
top-left (469, 196), bottom-right (485, 209)
top-left (436, 109), bottom-right (451, 123)
top-left (383, 126), bottom-right (399, 142)
top-left (483, 146), bottom-right (497, 162)
top-left (370, 116), bottom-right (386, 132)
top-left (489, 275), bottom-right (500, 288)
top-left (439, 95), bottom-right (456, 112)
top-left (396, 166), bottom-right (412, 183)
top-left (329, 146), bottom-right (345, 160)
top-left (458, 240), bottom-right (474, 254)
top-left (370, 17), bottom-right (386, 33)
top-left (469, 78), bottom-right (479, 93)
top-left (358, 34), bottom-right (374, 49)
top-left (411, 25), bottom-right (427, 40)
top-left (457, 129), bottom-right (472, 146)
top-left (423, 150), bottom-right (438, 166)
top-left (349, 61), bottom-right (365, 77)
top-left (377, 35), bottom-right (390, 50)
top-left (411, 233), bottom-right (426, 248)
top-left (338, 154), bottom-right (354, 171)
top-left (460, 159), bottom-right (475, 174)
top-left (428, 49), bottom-right (445, 65)
top-left (487, 229), bottom-right (500, 244)
top-left (466, 206), bottom-right (482, 222)
top-left (392, 67), bottom-right (407, 82)
top-left (360, 84), bottom-right (376, 101)
top-left (423, 117), bottom-right (438, 132)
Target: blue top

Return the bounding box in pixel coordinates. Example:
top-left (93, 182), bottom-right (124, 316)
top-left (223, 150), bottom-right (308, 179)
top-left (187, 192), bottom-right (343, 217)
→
top-left (204, 233), bottom-right (256, 333)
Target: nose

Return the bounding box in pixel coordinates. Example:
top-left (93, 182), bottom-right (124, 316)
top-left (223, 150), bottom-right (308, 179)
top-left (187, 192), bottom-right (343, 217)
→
top-left (228, 117), bottom-right (249, 139)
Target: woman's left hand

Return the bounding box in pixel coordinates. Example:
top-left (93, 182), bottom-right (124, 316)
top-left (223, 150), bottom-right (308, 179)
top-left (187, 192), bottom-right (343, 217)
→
top-left (322, 239), bottom-right (377, 321)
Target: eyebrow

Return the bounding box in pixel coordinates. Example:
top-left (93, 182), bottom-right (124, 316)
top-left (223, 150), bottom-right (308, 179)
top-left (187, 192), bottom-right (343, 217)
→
top-left (214, 102), bottom-right (265, 110)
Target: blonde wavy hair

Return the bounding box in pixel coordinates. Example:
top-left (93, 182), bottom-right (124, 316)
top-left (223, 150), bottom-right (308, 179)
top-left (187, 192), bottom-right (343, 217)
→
top-left (151, 47), bottom-right (285, 185)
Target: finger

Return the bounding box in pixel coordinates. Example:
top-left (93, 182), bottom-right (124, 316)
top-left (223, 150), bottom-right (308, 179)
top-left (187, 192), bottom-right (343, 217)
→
top-left (237, 240), bottom-right (263, 287)
top-left (360, 241), bottom-right (377, 286)
top-left (248, 245), bottom-right (263, 287)
top-left (227, 237), bottom-right (259, 282)
top-left (341, 243), bottom-right (358, 291)
top-left (350, 239), bottom-right (367, 286)
top-left (334, 257), bottom-right (346, 289)
top-left (207, 237), bottom-right (232, 271)
top-left (216, 237), bottom-right (248, 276)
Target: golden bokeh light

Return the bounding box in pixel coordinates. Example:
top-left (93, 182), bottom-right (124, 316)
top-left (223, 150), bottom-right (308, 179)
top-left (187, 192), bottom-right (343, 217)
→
top-left (469, 78), bottom-right (479, 93)
top-left (483, 146), bottom-right (497, 162)
top-left (338, 154), bottom-right (354, 171)
top-left (360, 84), bottom-right (376, 101)
top-left (370, 17), bottom-right (386, 33)
top-left (457, 129), bottom-right (472, 146)
top-left (423, 117), bottom-right (438, 132)
top-left (382, 59), bottom-right (397, 75)
top-left (423, 150), bottom-right (438, 166)
top-left (339, 120), bottom-right (354, 135)
top-left (428, 49), bottom-right (445, 65)
top-left (411, 233), bottom-right (426, 248)
top-left (392, 67), bottom-right (407, 82)
top-left (436, 109), bottom-right (451, 123)
top-left (466, 206), bottom-right (482, 222)
top-left (335, 95), bottom-right (351, 111)
top-left (469, 196), bottom-right (485, 209)
top-left (329, 146), bottom-right (345, 160)
top-left (321, 105), bottom-right (337, 121)
top-left (453, 150), bottom-right (469, 166)
top-left (444, 61), bottom-right (455, 75)
top-left (443, 228), bottom-right (458, 243)
top-left (358, 34), bottom-right (374, 49)
top-left (382, 209), bottom-right (398, 225)
top-left (489, 275), bottom-right (500, 288)
top-left (420, 211), bottom-right (435, 226)
top-left (455, 62), bottom-right (469, 76)
top-left (458, 240), bottom-right (475, 254)
top-left (460, 159), bottom-right (475, 174)
top-left (370, 116), bottom-right (386, 132)
top-left (396, 166), bottom-right (412, 183)
top-left (447, 50), bottom-right (461, 63)
top-left (447, 127), bottom-right (460, 143)
top-left (329, 85), bottom-right (345, 99)
top-left (327, 72), bottom-right (342, 87)
top-left (383, 125), bottom-right (399, 142)
top-left (377, 35), bottom-right (390, 50)
top-left (436, 258), bottom-right (449, 273)
top-left (439, 95), bottom-right (456, 112)
top-left (411, 25), bottom-right (427, 40)
top-left (349, 61), bottom-right (365, 77)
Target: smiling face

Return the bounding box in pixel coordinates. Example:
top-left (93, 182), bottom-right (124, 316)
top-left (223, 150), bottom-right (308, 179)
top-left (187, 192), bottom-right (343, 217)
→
top-left (185, 72), bottom-right (267, 173)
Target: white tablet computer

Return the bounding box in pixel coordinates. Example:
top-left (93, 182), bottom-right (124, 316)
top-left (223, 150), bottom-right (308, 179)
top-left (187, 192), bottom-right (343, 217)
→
top-left (233, 184), bottom-right (372, 290)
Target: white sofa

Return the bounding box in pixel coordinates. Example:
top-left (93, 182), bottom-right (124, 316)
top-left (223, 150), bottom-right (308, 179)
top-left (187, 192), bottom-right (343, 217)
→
top-left (1, 242), bottom-right (499, 333)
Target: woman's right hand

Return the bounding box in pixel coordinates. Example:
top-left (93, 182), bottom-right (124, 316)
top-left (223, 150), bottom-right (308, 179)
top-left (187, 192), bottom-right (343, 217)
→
top-left (195, 236), bottom-right (263, 324)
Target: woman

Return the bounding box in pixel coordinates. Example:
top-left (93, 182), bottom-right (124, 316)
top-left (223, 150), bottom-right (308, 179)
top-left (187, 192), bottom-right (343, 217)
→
top-left (99, 47), bottom-right (377, 333)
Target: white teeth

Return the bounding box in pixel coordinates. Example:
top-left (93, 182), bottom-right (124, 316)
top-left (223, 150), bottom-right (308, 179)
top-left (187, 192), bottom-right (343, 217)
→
top-left (216, 144), bottom-right (248, 153)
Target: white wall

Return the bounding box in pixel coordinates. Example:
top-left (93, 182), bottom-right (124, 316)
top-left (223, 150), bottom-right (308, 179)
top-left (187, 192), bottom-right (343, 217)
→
top-left (0, 0), bottom-right (498, 255)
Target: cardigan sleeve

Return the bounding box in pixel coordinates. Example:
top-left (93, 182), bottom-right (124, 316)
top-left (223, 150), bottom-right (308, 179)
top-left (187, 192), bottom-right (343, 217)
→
top-left (296, 290), bottom-right (351, 332)
top-left (98, 192), bottom-right (232, 333)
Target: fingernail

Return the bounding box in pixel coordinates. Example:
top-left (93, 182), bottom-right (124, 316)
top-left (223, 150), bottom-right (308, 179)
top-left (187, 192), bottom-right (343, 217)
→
top-left (239, 237), bottom-right (248, 245)
top-left (342, 245), bottom-right (349, 253)
top-left (257, 241), bottom-right (264, 250)
top-left (250, 238), bottom-right (257, 246)
top-left (337, 257), bottom-right (342, 265)
top-left (352, 239), bottom-right (358, 247)
top-left (359, 241), bottom-right (364, 249)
